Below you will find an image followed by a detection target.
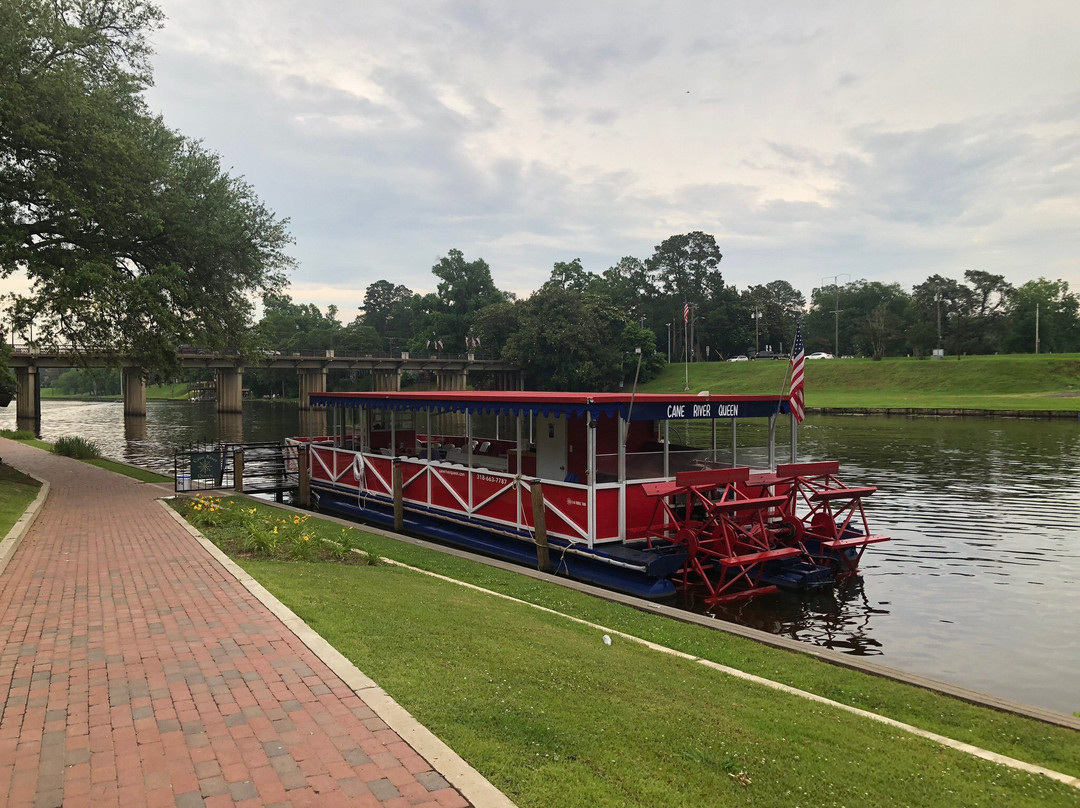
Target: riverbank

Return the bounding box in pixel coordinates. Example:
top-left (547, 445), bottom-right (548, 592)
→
top-left (40, 381), bottom-right (193, 401)
top-left (174, 495), bottom-right (1080, 807)
top-left (642, 353), bottom-right (1080, 412)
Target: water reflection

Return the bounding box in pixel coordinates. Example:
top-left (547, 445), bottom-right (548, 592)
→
top-left (2, 402), bottom-right (1078, 713)
top-left (700, 577), bottom-right (889, 656)
top-left (124, 416), bottom-right (146, 442)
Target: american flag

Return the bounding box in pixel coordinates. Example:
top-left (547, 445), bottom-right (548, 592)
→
top-left (683, 301), bottom-right (689, 324)
top-left (789, 325), bottom-right (805, 423)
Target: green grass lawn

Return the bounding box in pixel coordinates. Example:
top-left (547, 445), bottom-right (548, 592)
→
top-left (248, 557), bottom-right (1079, 808)
top-left (175, 497), bottom-right (1080, 808)
top-left (643, 353), bottom-right (1080, 411)
top-left (84, 458), bottom-right (172, 483)
top-left (0, 463), bottom-right (40, 536)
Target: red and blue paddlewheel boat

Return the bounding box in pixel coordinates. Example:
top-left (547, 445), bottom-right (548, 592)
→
top-left (291, 390), bottom-right (888, 601)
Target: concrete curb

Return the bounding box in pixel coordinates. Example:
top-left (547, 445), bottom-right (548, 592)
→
top-left (0, 470), bottom-right (49, 578)
top-left (160, 500), bottom-right (517, 808)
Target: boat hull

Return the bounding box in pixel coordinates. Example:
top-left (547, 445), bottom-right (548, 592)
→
top-left (313, 488), bottom-right (683, 600)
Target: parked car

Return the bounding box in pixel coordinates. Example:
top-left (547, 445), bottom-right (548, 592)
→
top-left (751, 350), bottom-right (781, 360)
top-left (727, 355), bottom-right (749, 362)
top-left (807, 352), bottom-right (834, 359)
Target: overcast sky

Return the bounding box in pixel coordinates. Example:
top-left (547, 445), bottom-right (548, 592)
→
top-left (77, 2), bottom-right (1080, 313)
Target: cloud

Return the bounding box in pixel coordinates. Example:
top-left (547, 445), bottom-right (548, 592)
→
top-left (139, 0), bottom-right (1080, 309)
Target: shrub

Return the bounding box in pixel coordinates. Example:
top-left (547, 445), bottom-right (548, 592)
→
top-left (0, 429), bottom-right (37, 440)
top-left (176, 496), bottom-right (378, 566)
top-left (52, 435), bottom-right (101, 459)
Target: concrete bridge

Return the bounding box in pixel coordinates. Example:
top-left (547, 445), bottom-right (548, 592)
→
top-left (5, 346), bottom-right (523, 425)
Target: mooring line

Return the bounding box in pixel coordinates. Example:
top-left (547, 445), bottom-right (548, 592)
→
top-left (373, 552), bottom-right (1080, 790)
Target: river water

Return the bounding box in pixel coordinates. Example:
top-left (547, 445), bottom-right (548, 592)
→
top-left (3, 400), bottom-right (1078, 714)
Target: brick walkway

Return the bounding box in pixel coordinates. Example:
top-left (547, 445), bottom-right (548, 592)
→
top-left (0, 440), bottom-right (488, 808)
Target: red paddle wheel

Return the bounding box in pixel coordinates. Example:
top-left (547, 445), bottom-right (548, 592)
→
top-left (749, 462), bottom-right (890, 577)
top-left (641, 467), bottom-right (801, 604)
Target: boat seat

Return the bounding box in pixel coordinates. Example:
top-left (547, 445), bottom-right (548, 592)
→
top-left (809, 486), bottom-right (877, 502)
top-left (478, 441), bottom-right (491, 453)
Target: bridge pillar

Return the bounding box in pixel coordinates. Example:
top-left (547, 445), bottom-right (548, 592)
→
top-left (371, 369), bottom-right (401, 392)
top-left (298, 368), bottom-right (327, 410)
top-left (122, 367), bottom-right (147, 417)
top-left (215, 367), bottom-right (244, 414)
top-left (14, 365), bottom-right (39, 423)
top-left (435, 369), bottom-right (468, 391)
top-left (491, 370), bottom-right (523, 391)
top-left (433, 370), bottom-right (467, 435)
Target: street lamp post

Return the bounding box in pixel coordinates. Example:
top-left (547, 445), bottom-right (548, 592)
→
top-left (665, 322), bottom-right (672, 363)
top-left (751, 308), bottom-right (761, 354)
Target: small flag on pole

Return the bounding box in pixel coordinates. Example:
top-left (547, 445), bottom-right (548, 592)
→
top-left (789, 325), bottom-right (805, 423)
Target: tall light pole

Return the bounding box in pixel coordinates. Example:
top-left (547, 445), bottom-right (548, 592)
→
top-left (665, 322), bottom-right (671, 363)
top-left (822, 274), bottom-right (849, 356)
top-left (1035, 303), bottom-right (1040, 355)
top-left (936, 290), bottom-right (943, 350)
top-left (751, 308), bottom-right (761, 354)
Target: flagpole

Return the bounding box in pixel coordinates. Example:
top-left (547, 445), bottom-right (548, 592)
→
top-left (786, 322), bottom-right (806, 462)
top-left (683, 300), bottom-right (690, 391)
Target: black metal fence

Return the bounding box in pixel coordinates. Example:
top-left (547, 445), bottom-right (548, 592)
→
top-left (173, 441), bottom-right (299, 496)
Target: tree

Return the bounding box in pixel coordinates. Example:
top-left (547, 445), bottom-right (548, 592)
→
top-left (359, 280), bottom-right (421, 353)
top-left (806, 280), bottom-right (908, 357)
top-left (744, 281), bottom-right (805, 354)
top-left (254, 293), bottom-right (341, 354)
top-left (1005, 279), bottom-right (1080, 354)
top-left (0, 340), bottom-right (15, 405)
top-left (469, 301), bottom-right (520, 358)
top-left (0, 0), bottom-right (293, 376)
top-left (543, 259), bottom-right (596, 293)
top-left (428, 249), bottom-right (507, 351)
top-left (646, 232), bottom-right (723, 300)
top-left (503, 286), bottom-right (641, 391)
top-left (910, 273), bottom-right (1011, 356)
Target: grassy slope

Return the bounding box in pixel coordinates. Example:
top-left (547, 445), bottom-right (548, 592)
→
top-left (640, 353), bottom-right (1080, 411)
top-left (0, 464), bottom-right (40, 536)
top-left (247, 555), bottom-right (1080, 808)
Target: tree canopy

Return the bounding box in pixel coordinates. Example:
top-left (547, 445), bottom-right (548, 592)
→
top-left (0, 0), bottom-right (292, 375)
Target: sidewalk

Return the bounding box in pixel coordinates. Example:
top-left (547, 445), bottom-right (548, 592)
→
top-left (0, 440), bottom-right (510, 808)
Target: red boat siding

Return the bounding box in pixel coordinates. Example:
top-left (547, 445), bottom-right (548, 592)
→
top-left (308, 444), bottom-right (638, 546)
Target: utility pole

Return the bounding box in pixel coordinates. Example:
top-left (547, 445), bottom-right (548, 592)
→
top-left (1035, 303), bottom-right (1040, 355)
top-left (822, 274), bottom-right (849, 356)
top-left (665, 323), bottom-right (671, 363)
top-left (752, 308), bottom-right (761, 354)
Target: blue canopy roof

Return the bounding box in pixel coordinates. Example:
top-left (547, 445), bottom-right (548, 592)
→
top-left (307, 390), bottom-right (791, 421)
